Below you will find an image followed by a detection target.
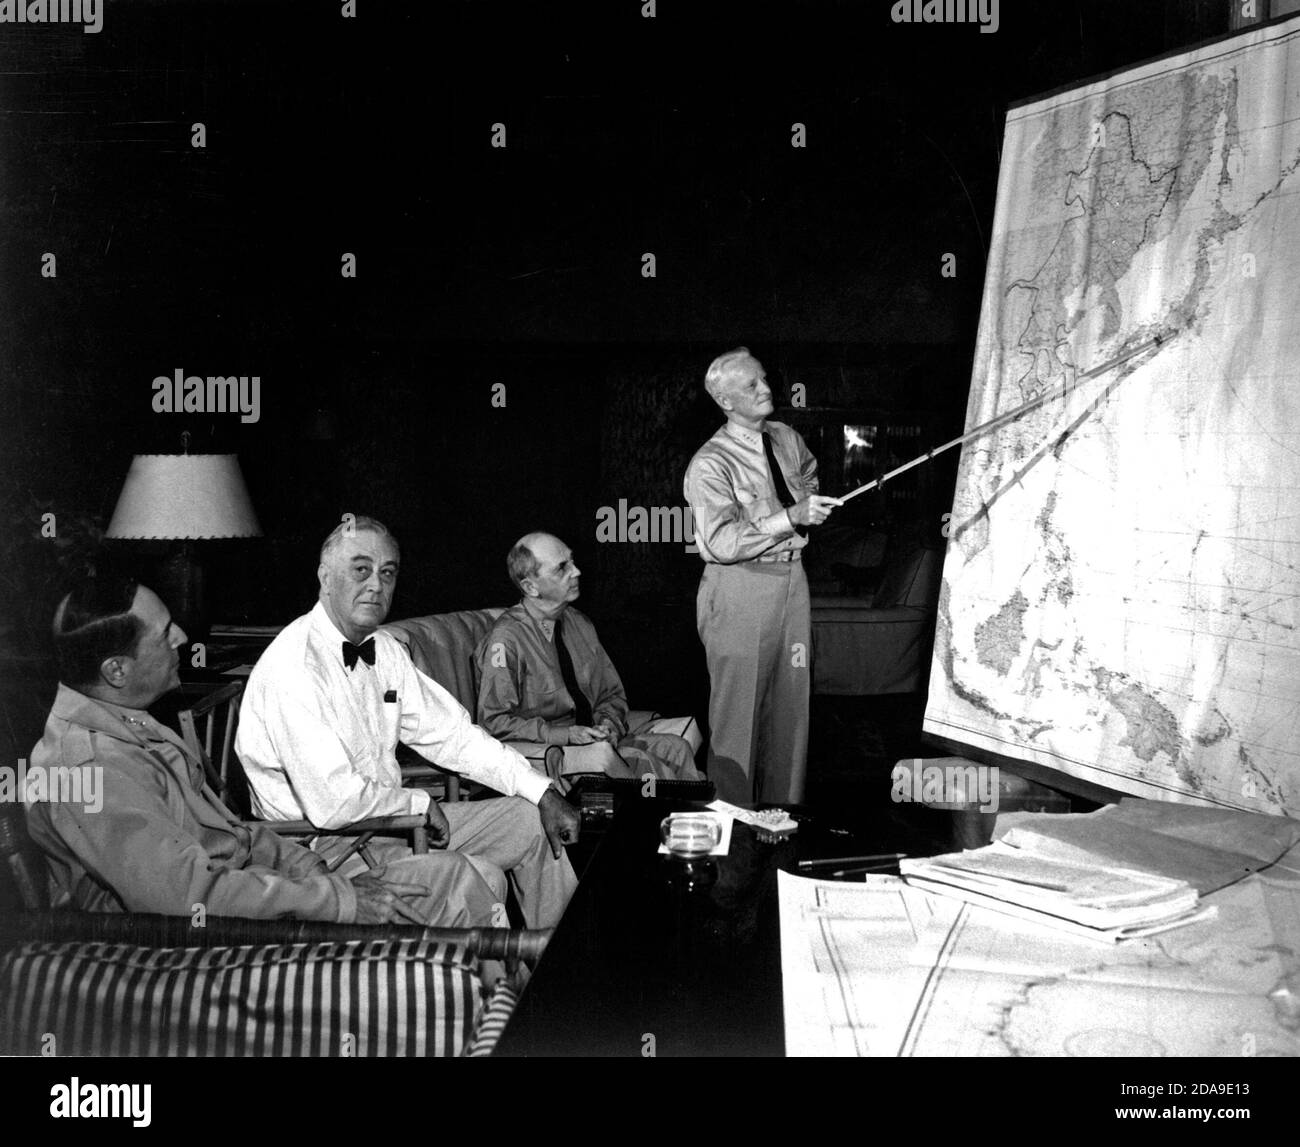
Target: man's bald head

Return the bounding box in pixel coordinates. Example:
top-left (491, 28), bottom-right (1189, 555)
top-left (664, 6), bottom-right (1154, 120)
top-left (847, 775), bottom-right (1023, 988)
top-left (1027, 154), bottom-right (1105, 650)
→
top-left (507, 532), bottom-right (582, 610)
top-left (507, 532), bottom-right (558, 592)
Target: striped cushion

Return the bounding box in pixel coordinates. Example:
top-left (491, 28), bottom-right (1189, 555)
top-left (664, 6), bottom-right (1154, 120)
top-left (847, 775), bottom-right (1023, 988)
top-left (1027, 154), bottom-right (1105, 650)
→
top-left (0, 938), bottom-right (482, 1057)
top-left (462, 980), bottom-right (521, 1057)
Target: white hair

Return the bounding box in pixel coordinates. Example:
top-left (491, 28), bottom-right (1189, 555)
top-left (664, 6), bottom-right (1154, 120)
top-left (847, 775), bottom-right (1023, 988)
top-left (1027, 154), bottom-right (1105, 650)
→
top-left (319, 515), bottom-right (398, 564)
top-left (704, 347), bottom-right (759, 402)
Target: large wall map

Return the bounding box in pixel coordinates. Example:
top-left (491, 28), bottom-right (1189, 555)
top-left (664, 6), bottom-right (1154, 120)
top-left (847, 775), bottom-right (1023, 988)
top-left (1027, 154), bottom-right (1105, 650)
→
top-left (924, 17), bottom-right (1300, 816)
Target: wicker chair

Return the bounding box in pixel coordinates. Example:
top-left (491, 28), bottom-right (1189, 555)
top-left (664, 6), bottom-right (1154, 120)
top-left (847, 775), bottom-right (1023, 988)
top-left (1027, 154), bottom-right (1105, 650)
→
top-left (175, 679), bottom-right (429, 871)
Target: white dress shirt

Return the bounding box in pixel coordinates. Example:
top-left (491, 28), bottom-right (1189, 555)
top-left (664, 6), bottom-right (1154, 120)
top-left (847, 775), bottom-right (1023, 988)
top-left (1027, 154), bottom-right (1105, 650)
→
top-left (237, 602), bottom-right (551, 829)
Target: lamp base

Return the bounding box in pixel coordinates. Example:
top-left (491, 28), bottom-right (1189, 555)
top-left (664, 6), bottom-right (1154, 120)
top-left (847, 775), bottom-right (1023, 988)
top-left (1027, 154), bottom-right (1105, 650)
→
top-left (156, 544), bottom-right (211, 645)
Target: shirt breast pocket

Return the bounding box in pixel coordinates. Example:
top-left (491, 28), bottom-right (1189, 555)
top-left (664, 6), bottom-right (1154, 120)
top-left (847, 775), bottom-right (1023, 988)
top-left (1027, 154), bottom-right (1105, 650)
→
top-left (735, 484), bottom-right (772, 519)
top-left (382, 691), bottom-right (402, 746)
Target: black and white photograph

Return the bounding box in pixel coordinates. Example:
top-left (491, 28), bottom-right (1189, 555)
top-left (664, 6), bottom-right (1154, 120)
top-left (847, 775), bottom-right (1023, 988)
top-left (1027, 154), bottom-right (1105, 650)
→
top-left (0, 0), bottom-right (1297, 1099)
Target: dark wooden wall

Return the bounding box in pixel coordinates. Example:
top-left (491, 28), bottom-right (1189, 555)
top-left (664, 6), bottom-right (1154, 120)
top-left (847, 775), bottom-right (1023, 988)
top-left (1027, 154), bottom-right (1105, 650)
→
top-left (0, 0), bottom-right (1245, 742)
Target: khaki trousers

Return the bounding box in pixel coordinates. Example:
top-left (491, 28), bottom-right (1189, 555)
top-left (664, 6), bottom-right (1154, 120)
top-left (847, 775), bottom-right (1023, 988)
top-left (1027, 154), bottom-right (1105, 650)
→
top-left (549, 714), bottom-right (704, 785)
top-left (315, 796), bottom-right (577, 930)
top-left (616, 722), bottom-right (704, 782)
top-left (696, 560), bottom-right (811, 805)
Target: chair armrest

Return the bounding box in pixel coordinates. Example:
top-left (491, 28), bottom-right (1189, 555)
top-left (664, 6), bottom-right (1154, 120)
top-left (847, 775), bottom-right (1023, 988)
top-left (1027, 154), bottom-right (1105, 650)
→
top-left (252, 814), bottom-right (426, 836)
top-left (253, 814), bottom-right (429, 856)
top-left (401, 764), bottom-right (462, 802)
top-left (401, 762), bottom-right (443, 781)
top-left (504, 739), bottom-right (553, 764)
top-left (1, 911), bottom-right (553, 965)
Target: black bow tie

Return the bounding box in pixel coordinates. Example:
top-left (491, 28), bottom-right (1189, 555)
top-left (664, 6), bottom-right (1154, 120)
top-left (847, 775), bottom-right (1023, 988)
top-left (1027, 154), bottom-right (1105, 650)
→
top-left (342, 638), bottom-right (376, 670)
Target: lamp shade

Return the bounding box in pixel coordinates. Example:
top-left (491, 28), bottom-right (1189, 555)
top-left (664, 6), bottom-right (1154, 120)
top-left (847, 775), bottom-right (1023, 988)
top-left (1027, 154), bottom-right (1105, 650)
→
top-left (105, 454), bottom-right (262, 539)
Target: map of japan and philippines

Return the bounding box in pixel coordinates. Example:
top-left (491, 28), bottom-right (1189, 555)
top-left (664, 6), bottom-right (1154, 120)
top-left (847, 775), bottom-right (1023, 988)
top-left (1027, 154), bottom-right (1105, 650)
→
top-left (928, 21), bottom-right (1300, 817)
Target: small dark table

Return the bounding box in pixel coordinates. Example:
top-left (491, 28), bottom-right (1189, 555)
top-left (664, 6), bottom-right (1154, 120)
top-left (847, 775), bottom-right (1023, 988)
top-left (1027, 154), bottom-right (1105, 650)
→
top-left (496, 796), bottom-right (815, 1057)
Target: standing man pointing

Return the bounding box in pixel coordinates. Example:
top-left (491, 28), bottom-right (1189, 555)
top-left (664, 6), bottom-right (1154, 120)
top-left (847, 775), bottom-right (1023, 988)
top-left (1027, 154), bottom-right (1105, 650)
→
top-left (684, 348), bottom-right (840, 806)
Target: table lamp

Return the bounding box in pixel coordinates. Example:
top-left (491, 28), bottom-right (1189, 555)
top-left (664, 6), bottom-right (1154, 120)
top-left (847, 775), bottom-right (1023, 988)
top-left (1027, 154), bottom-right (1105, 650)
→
top-left (105, 448), bottom-right (262, 641)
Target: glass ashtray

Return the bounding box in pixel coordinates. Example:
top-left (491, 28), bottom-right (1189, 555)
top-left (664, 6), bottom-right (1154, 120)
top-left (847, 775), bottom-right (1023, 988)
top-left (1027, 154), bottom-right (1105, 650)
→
top-left (660, 812), bottom-right (722, 857)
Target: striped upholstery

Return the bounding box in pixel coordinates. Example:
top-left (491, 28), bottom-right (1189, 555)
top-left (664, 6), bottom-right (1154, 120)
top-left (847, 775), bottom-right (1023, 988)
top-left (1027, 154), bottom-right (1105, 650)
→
top-left (0, 938), bottom-right (483, 1057)
top-left (462, 980), bottom-right (521, 1057)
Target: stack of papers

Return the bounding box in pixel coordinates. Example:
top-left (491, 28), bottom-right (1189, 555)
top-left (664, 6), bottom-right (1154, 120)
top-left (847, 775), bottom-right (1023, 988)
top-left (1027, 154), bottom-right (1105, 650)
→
top-left (993, 798), bottom-right (1300, 893)
top-left (900, 841), bottom-right (1215, 942)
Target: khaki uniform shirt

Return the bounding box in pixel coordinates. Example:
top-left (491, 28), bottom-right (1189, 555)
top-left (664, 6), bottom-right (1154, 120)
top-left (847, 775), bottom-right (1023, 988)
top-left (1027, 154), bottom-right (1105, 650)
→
top-left (683, 419), bottom-right (819, 564)
top-left (475, 601), bottom-right (629, 747)
top-left (25, 683), bottom-right (356, 922)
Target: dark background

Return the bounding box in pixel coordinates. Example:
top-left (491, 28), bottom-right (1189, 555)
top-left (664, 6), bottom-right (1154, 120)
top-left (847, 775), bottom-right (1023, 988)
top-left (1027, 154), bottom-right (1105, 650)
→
top-left (0, 0), bottom-right (1266, 753)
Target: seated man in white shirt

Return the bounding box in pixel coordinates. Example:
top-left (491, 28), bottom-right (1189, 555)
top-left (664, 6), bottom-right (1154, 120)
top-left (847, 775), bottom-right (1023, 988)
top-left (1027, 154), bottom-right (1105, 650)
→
top-left (236, 515), bottom-right (580, 930)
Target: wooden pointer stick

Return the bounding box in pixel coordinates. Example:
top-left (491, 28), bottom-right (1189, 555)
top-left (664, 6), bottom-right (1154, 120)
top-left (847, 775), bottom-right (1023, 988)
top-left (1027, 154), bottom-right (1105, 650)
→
top-left (838, 332), bottom-right (1172, 505)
